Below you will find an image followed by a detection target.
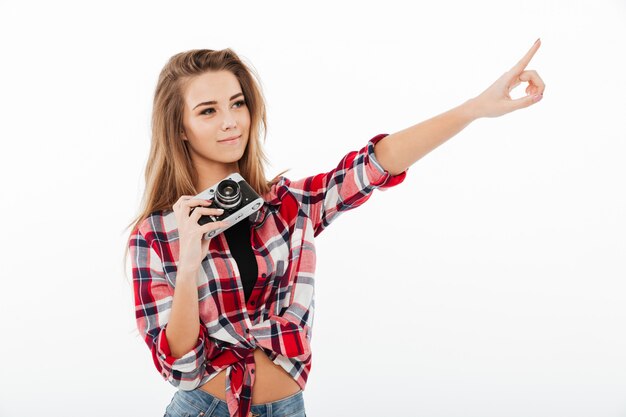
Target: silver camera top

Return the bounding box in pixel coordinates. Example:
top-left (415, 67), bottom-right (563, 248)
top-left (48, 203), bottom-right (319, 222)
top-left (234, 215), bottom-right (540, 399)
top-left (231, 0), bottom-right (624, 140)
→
top-left (193, 173), bottom-right (264, 240)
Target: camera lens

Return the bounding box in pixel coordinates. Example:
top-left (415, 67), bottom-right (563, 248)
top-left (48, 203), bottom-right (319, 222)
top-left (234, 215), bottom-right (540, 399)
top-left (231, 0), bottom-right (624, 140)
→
top-left (215, 179), bottom-right (242, 210)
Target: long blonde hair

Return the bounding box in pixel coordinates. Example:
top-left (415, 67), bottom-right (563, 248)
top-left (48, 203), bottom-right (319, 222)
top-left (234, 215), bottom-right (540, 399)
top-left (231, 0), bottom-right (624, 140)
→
top-left (122, 48), bottom-right (287, 278)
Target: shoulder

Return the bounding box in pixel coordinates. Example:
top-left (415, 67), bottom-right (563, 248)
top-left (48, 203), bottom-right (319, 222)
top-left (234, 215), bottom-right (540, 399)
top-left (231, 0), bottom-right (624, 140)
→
top-left (136, 209), bottom-right (177, 244)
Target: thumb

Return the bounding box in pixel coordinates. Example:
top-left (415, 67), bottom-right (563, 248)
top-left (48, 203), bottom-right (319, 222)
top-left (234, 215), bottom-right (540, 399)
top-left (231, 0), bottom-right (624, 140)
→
top-left (511, 93), bottom-right (543, 110)
top-left (200, 236), bottom-right (211, 259)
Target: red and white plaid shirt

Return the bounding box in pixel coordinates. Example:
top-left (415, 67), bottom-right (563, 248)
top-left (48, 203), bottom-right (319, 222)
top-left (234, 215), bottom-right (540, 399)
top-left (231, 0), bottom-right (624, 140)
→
top-left (130, 133), bottom-right (408, 417)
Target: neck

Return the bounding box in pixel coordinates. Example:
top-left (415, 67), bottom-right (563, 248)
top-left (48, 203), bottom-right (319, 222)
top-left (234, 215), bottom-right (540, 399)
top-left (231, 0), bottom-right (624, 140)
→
top-left (193, 161), bottom-right (241, 192)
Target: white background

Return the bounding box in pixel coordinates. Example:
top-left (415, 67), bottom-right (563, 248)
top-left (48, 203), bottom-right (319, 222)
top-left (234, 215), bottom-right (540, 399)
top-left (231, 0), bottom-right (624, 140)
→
top-left (1, 1), bottom-right (624, 416)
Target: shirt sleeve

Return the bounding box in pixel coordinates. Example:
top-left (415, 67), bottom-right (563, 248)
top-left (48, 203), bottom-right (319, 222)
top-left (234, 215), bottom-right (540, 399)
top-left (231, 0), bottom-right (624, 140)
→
top-left (287, 133), bottom-right (408, 237)
top-left (130, 225), bottom-right (209, 390)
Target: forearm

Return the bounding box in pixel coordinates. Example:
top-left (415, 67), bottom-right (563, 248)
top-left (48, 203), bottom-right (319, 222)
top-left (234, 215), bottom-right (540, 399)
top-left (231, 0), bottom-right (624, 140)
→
top-left (166, 268), bottom-right (201, 358)
top-left (373, 98), bottom-right (479, 175)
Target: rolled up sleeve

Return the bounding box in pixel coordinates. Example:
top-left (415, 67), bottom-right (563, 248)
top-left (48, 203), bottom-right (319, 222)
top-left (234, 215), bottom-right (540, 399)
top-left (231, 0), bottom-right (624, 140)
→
top-left (156, 323), bottom-right (209, 389)
top-left (363, 133), bottom-right (408, 188)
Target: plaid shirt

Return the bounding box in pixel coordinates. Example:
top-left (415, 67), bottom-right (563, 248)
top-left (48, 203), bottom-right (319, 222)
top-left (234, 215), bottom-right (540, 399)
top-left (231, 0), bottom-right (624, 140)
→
top-left (130, 133), bottom-right (408, 417)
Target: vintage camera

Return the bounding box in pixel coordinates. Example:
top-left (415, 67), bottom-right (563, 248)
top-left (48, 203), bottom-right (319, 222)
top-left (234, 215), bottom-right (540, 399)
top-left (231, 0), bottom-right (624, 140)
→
top-left (190, 173), bottom-right (264, 240)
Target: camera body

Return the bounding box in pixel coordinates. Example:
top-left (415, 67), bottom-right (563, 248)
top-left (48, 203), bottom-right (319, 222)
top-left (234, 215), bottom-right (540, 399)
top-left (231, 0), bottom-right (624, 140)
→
top-left (191, 173), bottom-right (264, 240)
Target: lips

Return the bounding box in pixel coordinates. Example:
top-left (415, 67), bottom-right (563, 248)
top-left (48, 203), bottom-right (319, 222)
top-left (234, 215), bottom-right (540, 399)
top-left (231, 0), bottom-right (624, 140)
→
top-left (218, 135), bottom-right (241, 142)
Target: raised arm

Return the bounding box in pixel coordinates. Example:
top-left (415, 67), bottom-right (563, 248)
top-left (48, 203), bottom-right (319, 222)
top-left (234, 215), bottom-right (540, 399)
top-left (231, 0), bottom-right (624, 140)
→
top-left (287, 133), bottom-right (407, 237)
top-left (374, 39), bottom-right (545, 175)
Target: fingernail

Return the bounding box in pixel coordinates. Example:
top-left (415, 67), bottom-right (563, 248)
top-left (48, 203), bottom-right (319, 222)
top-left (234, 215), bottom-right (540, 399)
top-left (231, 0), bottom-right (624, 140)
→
top-left (533, 93), bottom-right (543, 102)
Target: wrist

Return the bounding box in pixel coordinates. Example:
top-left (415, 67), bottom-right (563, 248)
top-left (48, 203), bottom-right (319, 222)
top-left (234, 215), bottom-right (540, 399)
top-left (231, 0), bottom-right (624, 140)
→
top-left (176, 263), bottom-right (200, 277)
top-left (462, 97), bottom-right (484, 121)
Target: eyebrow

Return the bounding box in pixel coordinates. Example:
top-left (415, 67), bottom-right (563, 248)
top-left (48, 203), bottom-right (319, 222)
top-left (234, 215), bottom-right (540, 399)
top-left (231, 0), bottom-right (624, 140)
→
top-left (193, 92), bottom-right (244, 110)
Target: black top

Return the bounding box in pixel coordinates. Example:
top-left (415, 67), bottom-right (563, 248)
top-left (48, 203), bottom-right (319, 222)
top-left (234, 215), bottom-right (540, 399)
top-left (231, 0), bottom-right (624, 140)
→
top-left (223, 218), bottom-right (258, 303)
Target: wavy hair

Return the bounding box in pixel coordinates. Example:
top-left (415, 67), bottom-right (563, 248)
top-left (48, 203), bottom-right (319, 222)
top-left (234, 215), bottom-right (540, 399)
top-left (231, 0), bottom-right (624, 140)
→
top-left (122, 48), bottom-right (288, 280)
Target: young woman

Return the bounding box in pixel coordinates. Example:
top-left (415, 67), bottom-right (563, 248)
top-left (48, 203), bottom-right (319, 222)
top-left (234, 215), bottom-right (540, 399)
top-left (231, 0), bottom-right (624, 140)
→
top-left (126, 41), bottom-right (544, 417)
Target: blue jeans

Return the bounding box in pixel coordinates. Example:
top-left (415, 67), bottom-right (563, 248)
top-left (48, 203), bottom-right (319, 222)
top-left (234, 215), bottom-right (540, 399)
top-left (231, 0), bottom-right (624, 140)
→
top-left (164, 388), bottom-right (306, 417)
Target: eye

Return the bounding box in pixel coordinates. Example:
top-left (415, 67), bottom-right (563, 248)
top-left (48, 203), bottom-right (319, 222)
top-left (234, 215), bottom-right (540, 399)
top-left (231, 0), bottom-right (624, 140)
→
top-left (199, 100), bottom-right (245, 116)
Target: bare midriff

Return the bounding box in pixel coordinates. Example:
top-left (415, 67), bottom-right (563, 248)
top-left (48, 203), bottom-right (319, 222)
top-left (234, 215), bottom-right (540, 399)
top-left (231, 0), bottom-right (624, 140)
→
top-left (199, 348), bottom-right (302, 405)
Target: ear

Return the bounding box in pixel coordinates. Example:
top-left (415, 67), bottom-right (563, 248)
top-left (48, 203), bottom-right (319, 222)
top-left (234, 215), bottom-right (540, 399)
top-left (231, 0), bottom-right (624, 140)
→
top-left (180, 130), bottom-right (188, 141)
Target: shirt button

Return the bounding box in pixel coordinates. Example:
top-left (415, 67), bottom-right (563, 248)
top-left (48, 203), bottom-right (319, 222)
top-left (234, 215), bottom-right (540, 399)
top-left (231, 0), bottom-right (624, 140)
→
top-left (261, 273), bottom-right (266, 278)
top-left (245, 329), bottom-right (250, 333)
top-left (250, 301), bottom-right (255, 306)
top-left (251, 369), bottom-right (255, 374)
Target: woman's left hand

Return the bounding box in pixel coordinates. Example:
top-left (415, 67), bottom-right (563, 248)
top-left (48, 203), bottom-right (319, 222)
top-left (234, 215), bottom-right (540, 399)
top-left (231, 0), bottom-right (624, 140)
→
top-left (470, 38), bottom-right (546, 119)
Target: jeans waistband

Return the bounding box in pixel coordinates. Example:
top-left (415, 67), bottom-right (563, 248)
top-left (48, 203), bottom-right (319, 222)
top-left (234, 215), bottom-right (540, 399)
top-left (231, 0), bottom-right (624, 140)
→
top-left (176, 388), bottom-right (305, 416)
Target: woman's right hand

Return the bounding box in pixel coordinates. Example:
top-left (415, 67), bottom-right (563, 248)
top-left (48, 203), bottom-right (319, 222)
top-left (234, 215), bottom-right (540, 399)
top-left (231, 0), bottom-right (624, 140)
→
top-left (172, 195), bottom-right (229, 273)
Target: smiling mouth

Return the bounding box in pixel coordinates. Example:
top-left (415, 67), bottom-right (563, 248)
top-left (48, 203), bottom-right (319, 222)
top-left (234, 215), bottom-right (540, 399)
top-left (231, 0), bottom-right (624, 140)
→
top-left (218, 135), bottom-right (241, 143)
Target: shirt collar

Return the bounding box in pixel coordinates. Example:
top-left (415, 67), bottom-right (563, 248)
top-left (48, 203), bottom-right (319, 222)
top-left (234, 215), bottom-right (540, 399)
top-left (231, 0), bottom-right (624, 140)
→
top-left (263, 181), bottom-right (284, 207)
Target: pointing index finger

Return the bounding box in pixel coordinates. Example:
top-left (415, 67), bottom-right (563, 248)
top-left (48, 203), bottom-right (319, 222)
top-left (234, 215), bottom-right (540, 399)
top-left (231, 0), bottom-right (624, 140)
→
top-left (510, 38), bottom-right (541, 73)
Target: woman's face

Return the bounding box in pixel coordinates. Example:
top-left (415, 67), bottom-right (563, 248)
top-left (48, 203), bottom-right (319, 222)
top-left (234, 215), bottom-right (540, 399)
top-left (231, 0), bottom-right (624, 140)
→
top-left (180, 70), bottom-right (251, 177)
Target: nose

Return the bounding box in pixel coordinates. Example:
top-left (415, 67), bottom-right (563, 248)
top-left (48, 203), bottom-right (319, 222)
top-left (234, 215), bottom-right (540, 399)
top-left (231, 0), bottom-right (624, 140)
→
top-left (221, 113), bottom-right (237, 130)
